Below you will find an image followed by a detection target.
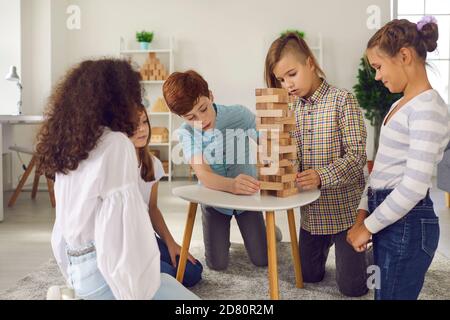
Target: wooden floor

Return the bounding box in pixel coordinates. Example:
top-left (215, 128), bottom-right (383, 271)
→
top-left (0, 180), bottom-right (449, 292)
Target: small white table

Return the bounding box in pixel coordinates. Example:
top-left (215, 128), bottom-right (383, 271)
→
top-left (172, 184), bottom-right (320, 300)
top-left (0, 115), bottom-right (44, 222)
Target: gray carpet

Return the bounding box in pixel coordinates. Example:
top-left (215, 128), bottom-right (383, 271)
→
top-left (1, 241), bottom-right (449, 300)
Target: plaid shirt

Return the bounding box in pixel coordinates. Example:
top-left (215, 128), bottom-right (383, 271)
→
top-left (290, 80), bottom-right (367, 235)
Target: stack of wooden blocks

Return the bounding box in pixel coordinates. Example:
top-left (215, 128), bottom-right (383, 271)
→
top-left (140, 53), bottom-right (169, 81)
top-left (256, 88), bottom-right (298, 198)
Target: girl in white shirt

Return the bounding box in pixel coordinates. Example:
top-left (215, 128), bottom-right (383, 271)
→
top-left (35, 58), bottom-right (199, 300)
top-left (131, 105), bottom-right (203, 287)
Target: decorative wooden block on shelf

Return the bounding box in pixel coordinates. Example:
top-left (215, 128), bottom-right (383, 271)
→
top-left (151, 97), bottom-right (170, 113)
top-left (150, 127), bottom-right (169, 143)
top-left (162, 161), bottom-right (169, 174)
top-left (148, 148), bottom-right (160, 159)
top-left (256, 88), bottom-right (298, 198)
top-left (140, 52), bottom-right (169, 81)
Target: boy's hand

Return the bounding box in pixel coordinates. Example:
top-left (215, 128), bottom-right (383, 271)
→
top-left (232, 174), bottom-right (260, 195)
top-left (296, 170), bottom-right (321, 190)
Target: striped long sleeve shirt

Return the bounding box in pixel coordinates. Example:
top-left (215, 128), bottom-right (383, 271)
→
top-left (359, 89), bottom-right (450, 234)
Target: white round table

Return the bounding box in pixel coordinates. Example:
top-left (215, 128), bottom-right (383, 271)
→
top-left (172, 184), bottom-right (320, 300)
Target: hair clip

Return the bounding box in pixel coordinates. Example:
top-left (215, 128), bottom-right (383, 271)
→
top-left (417, 15), bottom-right (438, 31)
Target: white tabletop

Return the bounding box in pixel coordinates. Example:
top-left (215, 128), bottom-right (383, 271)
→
top-left (172, 185), bottom-right (320, 211)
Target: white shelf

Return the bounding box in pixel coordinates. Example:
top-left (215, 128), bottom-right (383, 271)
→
top-left (149, 112), bottom-right (170, 116)
top-left (140, 80), bottom-right (165, 84)
top-left (120, 36), bottom-right (175, 182)
top-left (149, 142), bottom-right (170, 146)
top-left (120, 49), bottom-right (172, 54)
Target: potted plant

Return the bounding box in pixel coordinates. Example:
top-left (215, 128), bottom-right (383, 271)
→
top-left (136, 30), bottom-right (154, 50)
top-left (353, 57), bottom-right (402, 173)
top-left (280, 29), bottom-right (305, 38)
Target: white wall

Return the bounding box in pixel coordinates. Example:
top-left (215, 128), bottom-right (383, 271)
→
top-left (62, 0), bottom-right (390, 161)
top-left (8, 0), bottom-right (391, 182)
top-left (0, 0), bottom-right (21, 115)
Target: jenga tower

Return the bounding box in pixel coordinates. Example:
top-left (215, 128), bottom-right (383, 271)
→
top-left (140, 52), bottom-right (169, 81)
top-left (256, 88), bottom-right (298, 198)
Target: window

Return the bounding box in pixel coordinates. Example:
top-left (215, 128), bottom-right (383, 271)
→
top-left (394, 0), bottom-right (450, 105)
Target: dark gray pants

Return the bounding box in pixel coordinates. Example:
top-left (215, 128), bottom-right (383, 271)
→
top-left (201, 205), bottom-right (268, 270)
top-left (299, 227), bottom-right (369, 297)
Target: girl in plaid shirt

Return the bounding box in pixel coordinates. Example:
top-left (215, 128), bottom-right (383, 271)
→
top-left (264, 33), bottom-right (369, 297)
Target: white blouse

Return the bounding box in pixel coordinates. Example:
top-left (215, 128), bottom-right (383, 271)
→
top-left (51, 128), bottom-right (161, 299)
top-left (137, 156), bottom-right (165, 206)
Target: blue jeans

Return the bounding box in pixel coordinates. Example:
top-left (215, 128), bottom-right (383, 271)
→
top-left (368, 188), bottom-right (440, 300)
top-left (156, 236), bottom-right (203, 287)
top-left (66, 243), bottom-right (200, 300)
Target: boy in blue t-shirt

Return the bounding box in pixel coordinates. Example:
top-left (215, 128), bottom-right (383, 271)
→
top-left (163, 70), bottom-right (269, 270)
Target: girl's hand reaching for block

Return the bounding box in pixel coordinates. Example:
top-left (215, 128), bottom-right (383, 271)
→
top-left (232, 174), bottom-right (260, 195)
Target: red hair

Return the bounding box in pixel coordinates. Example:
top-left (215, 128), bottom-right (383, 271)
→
top-left (162, 70), bottom-right (210, 116)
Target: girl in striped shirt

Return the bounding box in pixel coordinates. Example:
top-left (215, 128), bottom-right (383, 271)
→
top-left (347, 17), bottom-right (450, 300)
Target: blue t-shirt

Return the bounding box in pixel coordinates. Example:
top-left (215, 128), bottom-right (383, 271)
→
top-left (177, 103), bottom-right (257, 215)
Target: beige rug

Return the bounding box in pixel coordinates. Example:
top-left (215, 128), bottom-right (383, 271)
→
top-left (1, 241), bottom-right (449, 300)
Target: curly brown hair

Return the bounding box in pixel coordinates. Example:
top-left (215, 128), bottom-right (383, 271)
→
top-left (36, 58), bottom-right (142, 177)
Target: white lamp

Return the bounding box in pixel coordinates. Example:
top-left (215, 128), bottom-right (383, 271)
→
top-left (5, 66), bottom-right (22, 115)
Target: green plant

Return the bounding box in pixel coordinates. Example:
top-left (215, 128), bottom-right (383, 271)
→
top-left (280, 29), bottom-right (305, 39)
top-left (353, 57), bottom-right (402, 157)
top-left (136, 30), bottom-right (154, 43)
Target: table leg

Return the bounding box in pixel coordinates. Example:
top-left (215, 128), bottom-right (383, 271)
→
top-left (265, 210), bottom-right (279, 300)
top-left (8, 156), bottom-right (36, 207)
top-left (176, 202), bottom-right (198, 283)
top-left (287, 209), bottom-right (304, 288)
top-left (31, 172), bottom-right (40, 199)
top-left (446, 192), bottom-right (450, 208)
top-left (46, 177), bottom-right (56, 208)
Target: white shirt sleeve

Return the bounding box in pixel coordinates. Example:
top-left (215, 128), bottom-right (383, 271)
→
top-left (152, 156), bottom-right (165, 182)
top-left (94, 135), bottom-right (161, 300)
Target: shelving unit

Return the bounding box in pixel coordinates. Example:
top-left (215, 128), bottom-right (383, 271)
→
top-left (308, 33), bottom-right (323, 68)
top-left (119, 37), bottom-right (175, 181)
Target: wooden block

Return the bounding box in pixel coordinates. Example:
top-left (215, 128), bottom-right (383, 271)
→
top-left (275, 173), bottom-right (297, 183)
top-left (256, 124), bottom-right (283, 132)
top-left (259, 167), bottom-right (285, 176)
top-left (256, 103), bottom-right (289, 111)
top-left (259, 181), bottom-right (284, 191)
top-left (261, 190), bottom-right (272, 196)
top-left (260, 117), bottom-right (274, 125)
top-left (284, 124), bottom-right (297, 132)
top-left (273, 117), bottom-right (296, 125)
top-left (279, 138), bottom-right (292, 146)
top-left (256, 110), bottom-right (285, 118)
top-left (276, 188), bottom-right (298, 198)
top-left (259, 131), bottom-right (291, 140)
top-left (284, 181), bottom-right (296, 189)
top-left (279, 145), bottom-right (297, 154)
top-left (256, 88), bottom-right (288, 96)
top-left (283, 152), bottom-right (298, 160)
top-left (256, 95), bottom-right (289, 104)
top-left (285, 166), bottom-right (297, 174)
top-left (258, 144), bottom-right (296, 155)
top-left (257, 158), bottom-right (293, 168)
